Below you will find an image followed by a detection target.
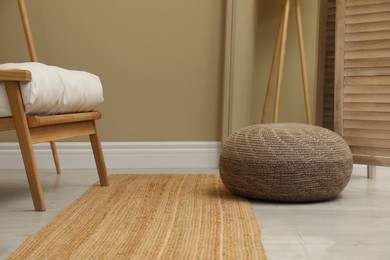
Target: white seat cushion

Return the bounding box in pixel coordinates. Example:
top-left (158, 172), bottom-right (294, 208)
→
top-left (0, 62), bottom-right (104, 117)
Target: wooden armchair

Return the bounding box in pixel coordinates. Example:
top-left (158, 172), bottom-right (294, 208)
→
top-left (0, 70), bottom-right (109, 211)
top-left (0, 0), bottom-right (109, 211)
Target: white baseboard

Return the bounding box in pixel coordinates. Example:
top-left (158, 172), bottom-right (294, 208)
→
top-left (0, 142), bottom-right (221, 170)
top-left (0, 142), bottom-right (384, 172)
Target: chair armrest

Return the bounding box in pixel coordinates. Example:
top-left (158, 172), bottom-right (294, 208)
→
top-left (0, 70), bottom-right (32, 81)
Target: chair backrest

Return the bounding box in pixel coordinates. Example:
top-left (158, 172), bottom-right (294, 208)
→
top-left (17, 0), bottom-right (38, 62)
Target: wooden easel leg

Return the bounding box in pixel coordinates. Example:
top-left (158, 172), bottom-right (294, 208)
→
top-left (261, 1), bottom-right (286, 123)
top-left (294, 0), bottom-right (312, 124)
top-left (89, 122), bottom-right (109, 186)
top-left (5, 81), bottom-right (45, 211)
top-left (50, 141), bottom-right (61, 174)
top-left (273, 0), bottom-right (291, 123)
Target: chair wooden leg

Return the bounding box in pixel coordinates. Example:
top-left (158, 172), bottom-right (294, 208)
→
top-left (50, 141), bottom-right (61, 174)
top-left (89, 121), bottom-right (109, 186)
top-left (273, 0), bottom-right (291, 123)
top-left (19, 139), bottom-right (46, 211)
top-left (5, 81), bottom-right (46, 211)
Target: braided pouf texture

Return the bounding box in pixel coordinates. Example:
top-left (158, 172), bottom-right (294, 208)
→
top-left (219, 123), bottom-right (353, 202)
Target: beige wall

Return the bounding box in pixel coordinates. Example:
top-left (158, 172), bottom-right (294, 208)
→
top-left (0, 0), bottom-right (225, 142)
top-left (0, 0), bottom-right (319, 142)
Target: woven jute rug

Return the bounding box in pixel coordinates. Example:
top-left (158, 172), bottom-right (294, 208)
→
top-left (8, 174), bottom-right (267, 259)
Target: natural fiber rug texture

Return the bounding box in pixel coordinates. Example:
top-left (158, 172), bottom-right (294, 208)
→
top-left (8, 174), bottom-right (266, 259)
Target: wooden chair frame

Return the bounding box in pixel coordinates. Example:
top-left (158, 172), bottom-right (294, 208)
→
top-left (0, 0), bottom-right (109, 211)
top-left (0, 70), bottom-right (109, 211)
top-left (17, 0), bottom-right (62, 174)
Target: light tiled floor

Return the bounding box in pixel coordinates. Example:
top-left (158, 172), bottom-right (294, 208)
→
top-left (254, 167), bottom-right (390, 259)
top-left (1, 167), bottom-right (390, 259)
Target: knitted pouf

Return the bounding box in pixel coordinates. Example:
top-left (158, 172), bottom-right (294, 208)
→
top-left (219, 123), bottom-right (353, 202)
